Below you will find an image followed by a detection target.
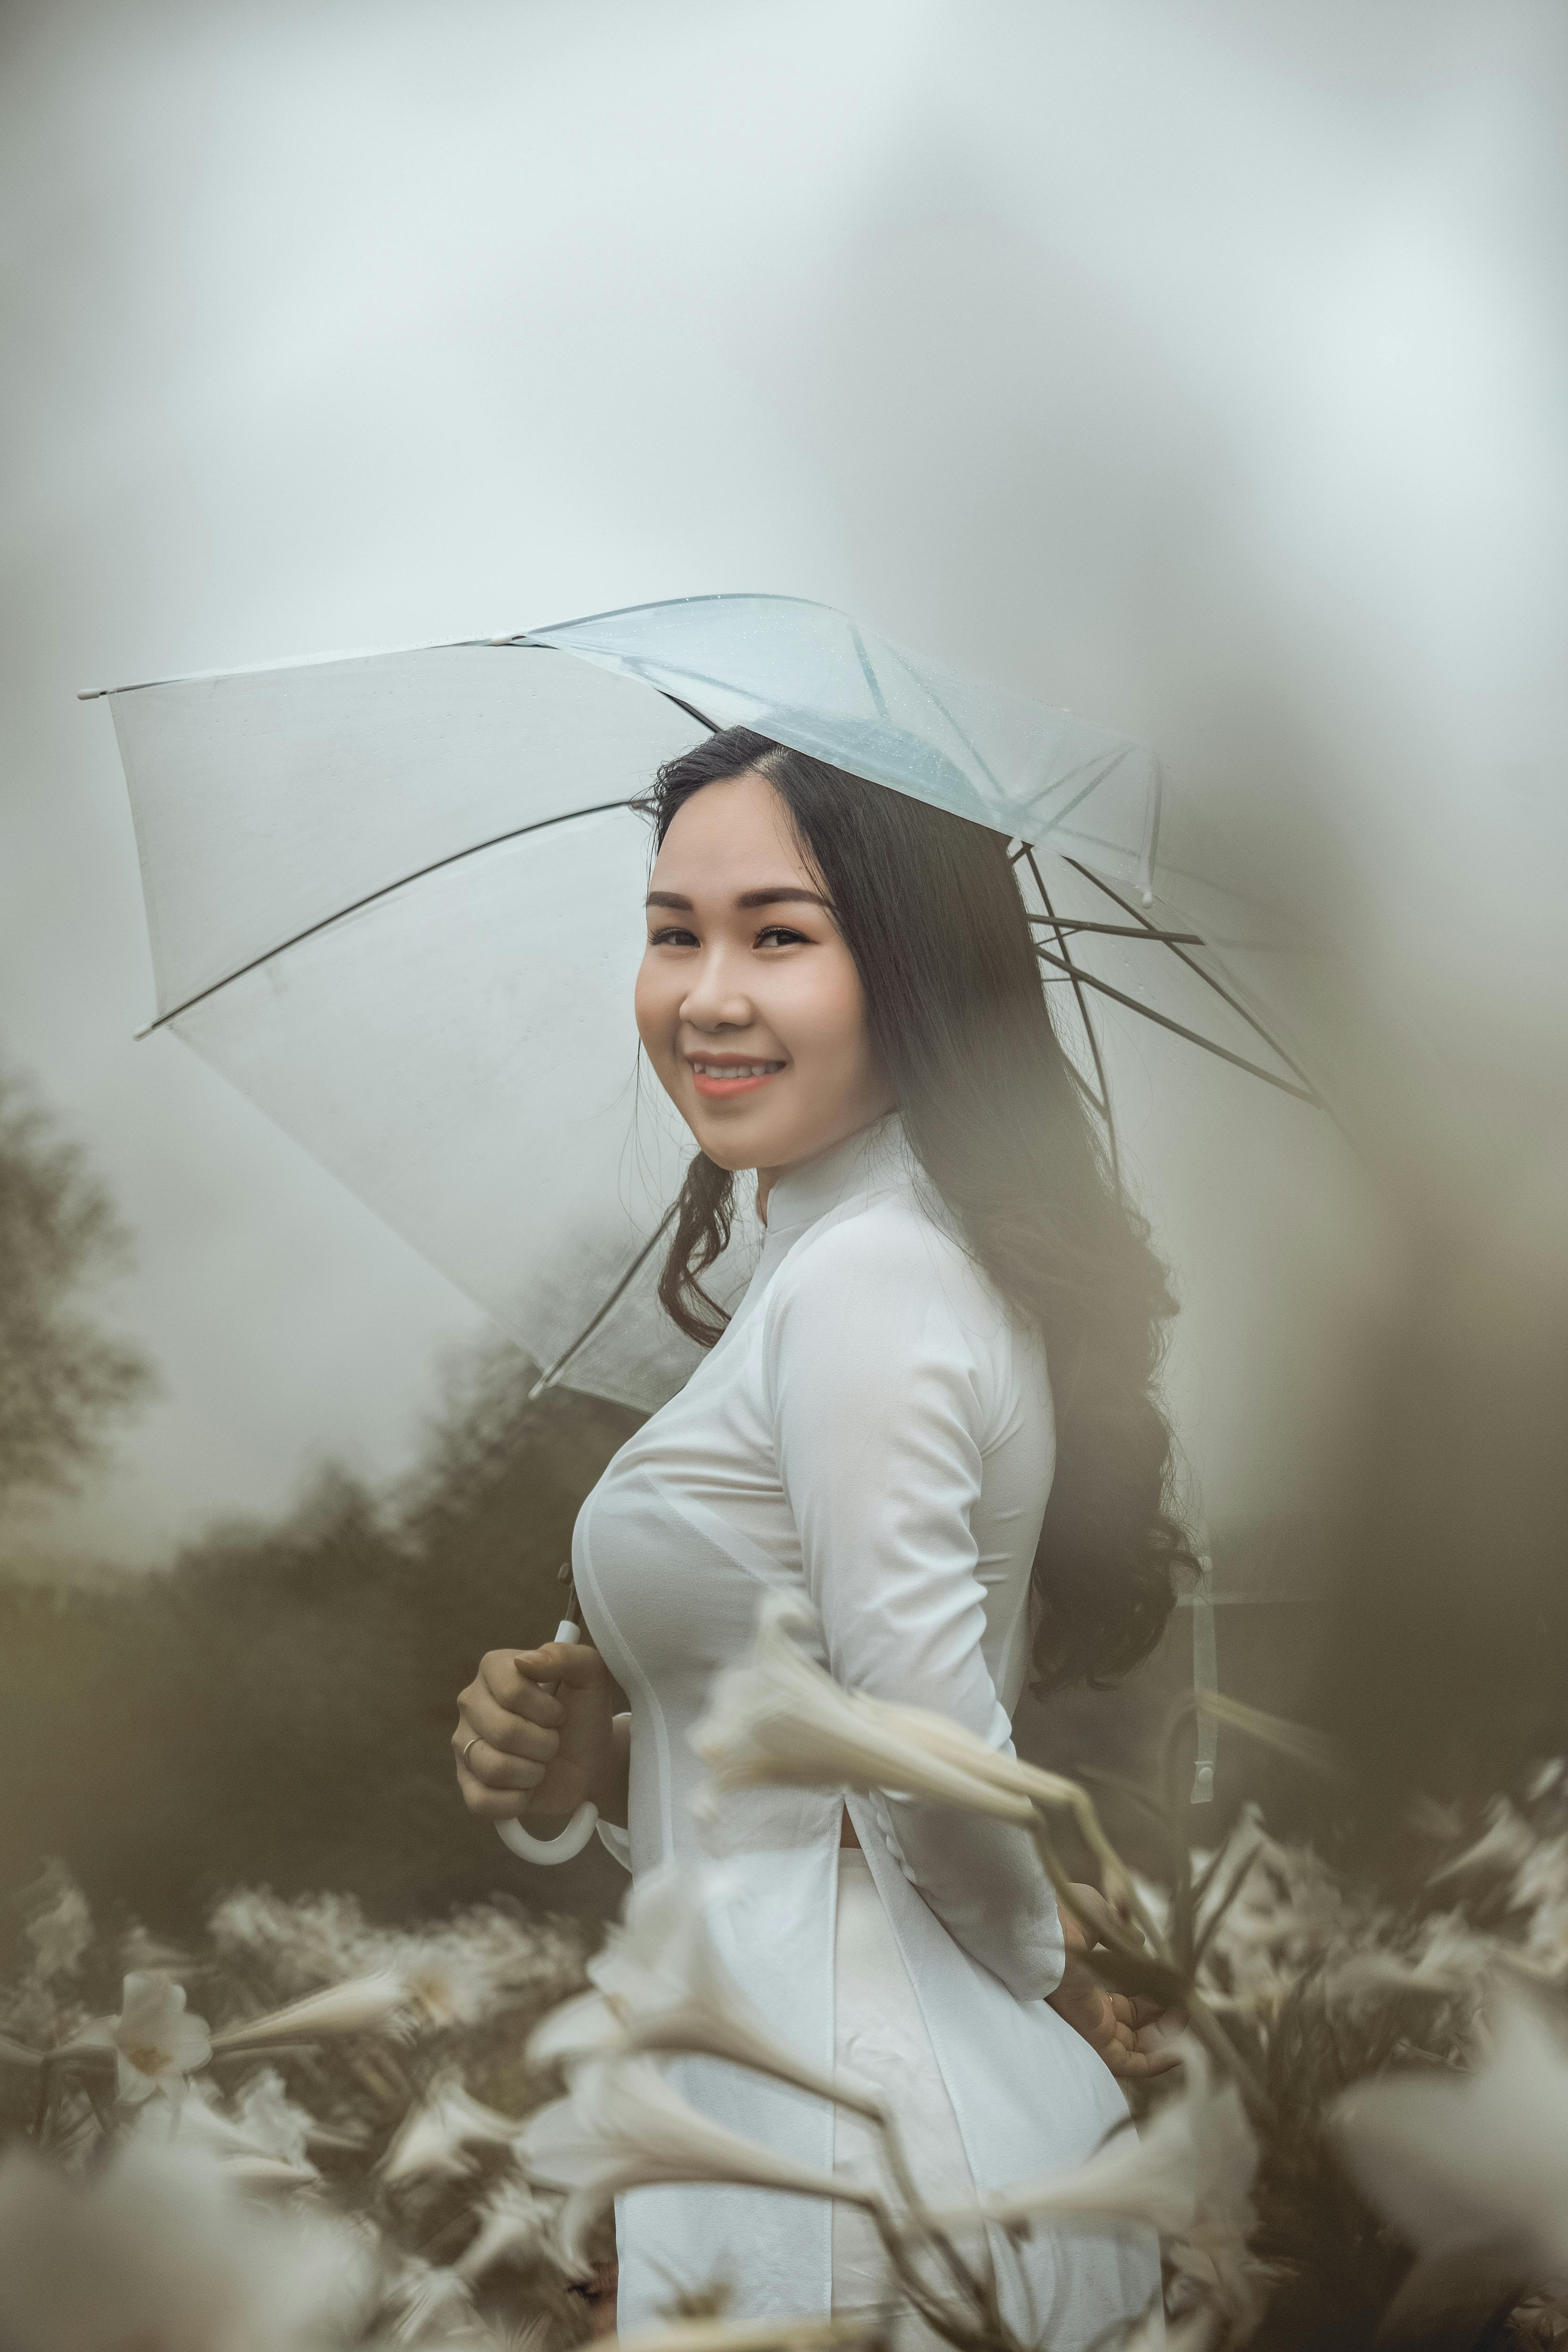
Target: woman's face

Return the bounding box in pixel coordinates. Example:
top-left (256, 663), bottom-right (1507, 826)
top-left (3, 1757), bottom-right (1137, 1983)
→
top-left (635, 768), bottom-right (893, 1182)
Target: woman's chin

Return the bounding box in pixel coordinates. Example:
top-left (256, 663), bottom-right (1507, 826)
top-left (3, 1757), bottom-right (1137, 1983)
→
top-left (685, 1117), bottom-right (771, 1173)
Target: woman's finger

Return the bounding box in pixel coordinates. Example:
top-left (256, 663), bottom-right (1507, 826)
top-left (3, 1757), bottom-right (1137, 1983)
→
top-left (454, 1754), bottom-right (525, 1821)
top-left (453, 1730), bottom-right (546, 1793)
top-left (458, 1685), bottom-right (560, 1763)
top-left (476, 1651), bottom-right (567, 1725)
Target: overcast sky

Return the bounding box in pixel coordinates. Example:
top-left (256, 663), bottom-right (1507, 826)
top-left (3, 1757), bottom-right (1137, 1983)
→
top-left (3, 0), bottom-right (1564, 1576)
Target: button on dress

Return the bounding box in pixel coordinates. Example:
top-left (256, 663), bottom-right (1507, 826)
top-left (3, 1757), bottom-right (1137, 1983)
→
top-left (572, 1115), bottom-right (1158, 2346)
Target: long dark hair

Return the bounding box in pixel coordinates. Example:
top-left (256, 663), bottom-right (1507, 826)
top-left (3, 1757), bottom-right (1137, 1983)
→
top-left (635, 727), bottom-right (1195, 1689)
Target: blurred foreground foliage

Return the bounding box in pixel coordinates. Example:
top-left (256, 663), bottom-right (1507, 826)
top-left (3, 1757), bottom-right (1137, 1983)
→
top-left (0, 1346), bottom-right (640, 1936)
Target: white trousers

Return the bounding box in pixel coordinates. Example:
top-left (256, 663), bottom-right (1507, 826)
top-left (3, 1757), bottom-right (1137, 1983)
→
top-left (831, 1849), bottom-right (992, 2345)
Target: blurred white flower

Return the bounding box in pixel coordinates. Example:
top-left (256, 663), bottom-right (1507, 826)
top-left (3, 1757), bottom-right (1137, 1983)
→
top-left (1198, 1828), bottom-right (1368, 2026)
top-left (530, 1866), bottom-right (871, 2117)
top-left (1426, 1800), bottom-right (1539, 1890)
top-left (232, 2066), bottom-right (318, 2166)
top-left (378, 2251), bottom-right (477, 2345)
top-left (956, 2038), bottom-right (1260, 2323)
top-left (120, 1924), bottom-right (195, 1974)
top-left (0, 2138), bottom-right (372, 2352)
top-left (1320, 1910), bottom-right (1498, 2014)
top-left (209, 1887), bottom-right (370, 1990)
top-left (379, 2073), bottom-right (520, 2186)
top-left (520, 2054), bottom-right (883, 2270)
top-left (21, 1863), bottom-right (92, 1983)
top-left (454, 2178), bottom-right (554, 2282)
top-left (131, 2080), bottom-right (256, 2158)
top-left (692, 1593), bottom-right (1039, 1824)
top-left (208, 1888), bottom-right (587, 2021)
top-left (1332, 1980), bottom-right (1568, 2280)
top-left (391, 1937), bottom-right (500, 2030)
top-left (1511, 1832), bottom-right (1568, 1973)
top-left (136, 2071), bottom-right (322, 2186)
top-left (209, 1972), bottom-right (410, 2053)
top-left (218, 2153), bottom-right (323, 2195)
top-left (71, 1971), bottom-right (213, 2105)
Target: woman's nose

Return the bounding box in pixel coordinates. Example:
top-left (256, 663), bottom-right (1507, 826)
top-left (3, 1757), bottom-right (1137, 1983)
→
top-left (679, 943), bottom-right (754, 1032)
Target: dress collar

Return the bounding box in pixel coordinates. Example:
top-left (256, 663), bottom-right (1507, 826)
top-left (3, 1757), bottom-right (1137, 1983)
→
top-left (758, 1111), bottom-right (914, 1244)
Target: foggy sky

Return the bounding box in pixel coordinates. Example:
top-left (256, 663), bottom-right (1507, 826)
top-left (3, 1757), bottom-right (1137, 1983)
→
top-left (2, 0), bottom-right (1563, 1576)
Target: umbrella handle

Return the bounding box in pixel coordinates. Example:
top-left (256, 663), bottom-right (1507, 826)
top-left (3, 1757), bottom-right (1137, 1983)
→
top-left (494, 1618), bottom-right (600, 1865)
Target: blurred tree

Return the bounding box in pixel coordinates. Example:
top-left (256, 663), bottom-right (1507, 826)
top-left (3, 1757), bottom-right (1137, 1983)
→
top-left (0, 1348), bottom-right (641, 1941)
top-left (0, 1069), bottom-right (152, 1500)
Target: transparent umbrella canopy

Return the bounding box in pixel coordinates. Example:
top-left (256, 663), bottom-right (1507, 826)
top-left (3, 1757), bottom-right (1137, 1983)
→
top-left (86, 592), bottom-right (1326, 1419)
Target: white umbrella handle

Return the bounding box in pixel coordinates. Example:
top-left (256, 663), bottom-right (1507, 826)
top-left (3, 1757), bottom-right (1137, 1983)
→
top-left (494, 1617), bottom-right (600, 1865)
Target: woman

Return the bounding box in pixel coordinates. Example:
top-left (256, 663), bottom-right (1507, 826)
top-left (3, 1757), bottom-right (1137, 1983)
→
top-left (453, 727), bottom-right (1193, 2344)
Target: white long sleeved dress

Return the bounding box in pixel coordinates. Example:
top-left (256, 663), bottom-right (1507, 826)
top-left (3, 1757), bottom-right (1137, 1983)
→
top-left (572, 1114), bottom-right (1157, 2346)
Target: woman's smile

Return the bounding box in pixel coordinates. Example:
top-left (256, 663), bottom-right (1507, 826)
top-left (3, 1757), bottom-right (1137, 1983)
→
top-left (687, 1053), bottom-right (789, 1099)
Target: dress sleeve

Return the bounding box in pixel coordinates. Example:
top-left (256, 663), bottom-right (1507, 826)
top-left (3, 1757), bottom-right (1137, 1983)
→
top-left (763, 1207), bottom-right (1065, 2002)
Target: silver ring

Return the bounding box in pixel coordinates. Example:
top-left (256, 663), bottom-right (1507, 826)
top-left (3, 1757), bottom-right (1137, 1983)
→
top-left (461, 1735), bottom-right (480, 1771)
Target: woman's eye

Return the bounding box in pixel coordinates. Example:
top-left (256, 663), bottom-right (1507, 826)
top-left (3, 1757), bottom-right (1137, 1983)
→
top-left (756, 924), bottom-right (810, 948)
top-left (648, 925), bottom-right (699, 948)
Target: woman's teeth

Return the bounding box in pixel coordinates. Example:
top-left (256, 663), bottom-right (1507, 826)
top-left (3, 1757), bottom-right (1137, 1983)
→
top-left (691, 1062), bottom-right (782, 1076)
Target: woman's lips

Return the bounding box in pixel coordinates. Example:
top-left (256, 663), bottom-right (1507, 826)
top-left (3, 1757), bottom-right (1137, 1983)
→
top-left (688, 1059), bottom-right (786, 1100)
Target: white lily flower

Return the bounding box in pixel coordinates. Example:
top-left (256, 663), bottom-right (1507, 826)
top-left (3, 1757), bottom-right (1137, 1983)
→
top-left (946, 2038), bottom-right (1260, 2323)
top-left (454, 2177), bottom-right (554, 2281)
top-left (519, 2054), bottom-right (883, 2270)
top-left (1331, 1981), bottom-right (1568, 2279)
top-left (0, 2138), bottom-right (373, 2352)
top-left (379, 2073), bottom-right (520, 2185)
top-left (208, 1971), bottom-right (410, 2053)
top-left (530, 1866), bottom-right (874, 2117)
top-left (692, 1593), bottom-right (1041, 1824)
top-left (71, 1971), bottom-right (213, 2105)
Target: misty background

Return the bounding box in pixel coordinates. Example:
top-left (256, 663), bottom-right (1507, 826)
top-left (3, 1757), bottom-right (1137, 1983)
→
top-left (2, 0), bottom-right (1565, 1926)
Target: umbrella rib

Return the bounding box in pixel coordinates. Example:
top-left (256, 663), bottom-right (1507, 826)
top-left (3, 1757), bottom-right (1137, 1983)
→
top-left (134, 799), bottom-right (636, 1037)
top-left (1027, 917), bottom-right (1205, 944)
top-left (1029, 747), bottom-right (1139, 832)
top-left (1062, 857), bottom-right (1323, 1100)
top-left (527, 1204), bottom-right (681, 1401)
top-left (1032, 945), bottom-right (1321, 1101)
top-left (1023, 849), bottom-right (1120, 1186)
top-left (876, 642), bottom-right (1013, 813)
top-left (847, 622), bottom-right (891, 720)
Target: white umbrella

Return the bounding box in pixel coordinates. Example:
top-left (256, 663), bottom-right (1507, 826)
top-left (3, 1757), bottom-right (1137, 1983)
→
top-left (84, 593), bottom-right (1326, 1418)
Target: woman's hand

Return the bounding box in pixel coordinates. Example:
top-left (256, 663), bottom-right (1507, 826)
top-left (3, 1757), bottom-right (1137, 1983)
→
top-left (1046, 1882), bottom-right (1183, 2081)
top-left (453, 1642), bottom-right (622, 1823)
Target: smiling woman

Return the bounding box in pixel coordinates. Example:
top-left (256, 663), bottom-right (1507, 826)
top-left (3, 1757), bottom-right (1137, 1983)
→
top-left (455, 722), bottom-right (1190, 2346)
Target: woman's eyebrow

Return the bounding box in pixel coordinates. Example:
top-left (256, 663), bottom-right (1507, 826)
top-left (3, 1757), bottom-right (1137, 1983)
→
top-left (644, 886), bottom-right (829, 911)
